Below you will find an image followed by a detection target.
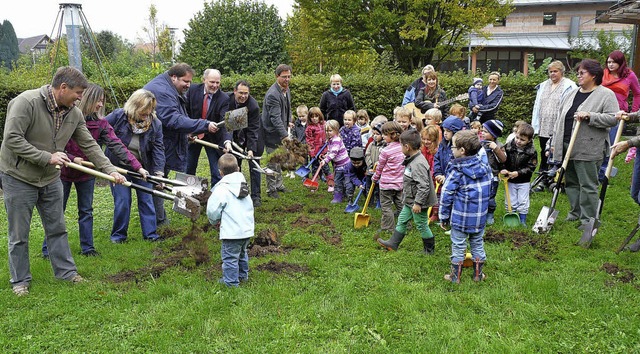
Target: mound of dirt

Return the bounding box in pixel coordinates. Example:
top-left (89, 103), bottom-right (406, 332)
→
top-left (320, 230), bottom-right (342, 245)
top-left (484, 230), bottom-right (508, 243)
top-left (291, 215), bottom-right (333, 228)
top-left (602, 262), bottom-right (635, 283)
top-left (308, 206), bottom-right (329, 213)
top-left (248, 245), bottom-right (292, 258)
top-left (254, 229), bottom-right (279, 246)
top-left (256, 260), bottom-right (309, 274)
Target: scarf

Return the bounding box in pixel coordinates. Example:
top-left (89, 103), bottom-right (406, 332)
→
top-left (128, 112), bottom-right (153, 134)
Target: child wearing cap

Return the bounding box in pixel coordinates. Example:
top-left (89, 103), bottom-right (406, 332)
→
top-left (434, 116), bottom-right (465, 185)
top-left (344, 147), bottom-right (368, 204)
top-left (481, 119), bottom-right (507, 225)
top-left (500, 123), bottom-right (537, 226)
top-left (468, 78), bottom-right (484, 121)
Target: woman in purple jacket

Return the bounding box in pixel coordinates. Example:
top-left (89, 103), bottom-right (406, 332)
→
top-left (42, 84), bottom-right (145, 257)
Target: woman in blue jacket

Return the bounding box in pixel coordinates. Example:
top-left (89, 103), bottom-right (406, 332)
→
top-left (105, 89), bottom-right (166, 243)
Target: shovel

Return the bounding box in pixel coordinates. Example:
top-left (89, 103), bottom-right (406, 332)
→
top-left (501, 175), bottom-right (520, 227)
top-left (355, 181), bottom-right (376, 229)
top-left (221, 106), bottom-right (249, 131)
top-left (616, 214), bottom-right (640, 253)
top-left (229, 141), bottom-right (278, 176)
top-left (533, 120), bottom-right (581, 234)
top-left (65, 162), bottom-right (201, 220)
top-left (578, 120), bottom-right (624, 248)
top-left (345, 180), bottom-right (367, 213)
top-left (303, 167), bottom-right (322, 190)
top-left (295, 142), bottom-right (328, 178)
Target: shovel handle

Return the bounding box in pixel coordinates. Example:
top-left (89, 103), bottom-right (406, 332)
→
top-left (561, 120), bottom-right (581, 170)
top-left (501, 176), bottom-right (513, 213)
top-left (605, 120), bottom-right (625, 179)
top-left (80, 161), bottom-right (187, 186)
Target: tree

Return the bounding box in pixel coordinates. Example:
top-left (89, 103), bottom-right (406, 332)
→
top-left (294, 0), bottom-right (512, 74)
top-left (569, 29), bottom-right (632, 66)
top-left (285, 6), bottom-right (386, 74)
top-left (0, 20), bottom-right (20, 70)
top-left (179, 0), bottom-right (287, 75)
top-left (92, 30), bottom-right (131, 60)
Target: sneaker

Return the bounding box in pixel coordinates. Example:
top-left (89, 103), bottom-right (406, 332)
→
top-left (13, 284), bottom-right (29, 296)
top-left (267, 191), bottom-right (280, 199)
top-left (70, 274), bottom-right (86, 283)
top-left (81, 250), bottom-right (100, 257)
top-left (327, 186), bottom-right (335, 192)
top-left (252, 197), bottom-right (262, 208)
top-left (445, 230), bottom-right (451, 236)
top-left (111, 238), bottom-right (127, 244)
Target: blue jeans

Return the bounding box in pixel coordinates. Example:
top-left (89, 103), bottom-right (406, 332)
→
top-left (333, 167), bottom-right (346, 195)
top-left (186, 142), bottom-right (223, 186)
top-left (110, 176), bottom-right (159, 242)
top-left (1, 174), bottom-right (78, 286)
top-left (43, 178), bottom-right (96, 256)
top-left (221, 238), bottom-right (250, 287)
top-left (450, 227), bottom-right (486, 263)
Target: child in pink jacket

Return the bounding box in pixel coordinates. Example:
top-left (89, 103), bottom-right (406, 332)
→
top-left (372, 121), bottom-right (405, 234)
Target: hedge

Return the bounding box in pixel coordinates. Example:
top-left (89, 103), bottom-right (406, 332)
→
top-left (0, 70), bottom-right (549, 147)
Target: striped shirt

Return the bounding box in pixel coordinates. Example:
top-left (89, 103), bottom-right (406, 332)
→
top-left (372, 141), bottom-right (404, 190)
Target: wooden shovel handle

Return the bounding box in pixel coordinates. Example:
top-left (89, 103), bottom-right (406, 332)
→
top-left (561, 120), bottom-right (581, 170)
top-left (605, 120), bottom-right (625, 179)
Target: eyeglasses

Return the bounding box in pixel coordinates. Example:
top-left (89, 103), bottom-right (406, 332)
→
top-left (451, 145), bottom-right (460, 149)
top-left (577, 70), bottom-right (589, 76)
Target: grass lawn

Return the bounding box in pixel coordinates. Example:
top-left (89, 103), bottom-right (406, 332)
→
top-left (0, 143), bottom-right (639, 353)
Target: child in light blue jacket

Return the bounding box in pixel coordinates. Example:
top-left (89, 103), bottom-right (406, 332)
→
top-left (207, 153), bottom-right (255, 287)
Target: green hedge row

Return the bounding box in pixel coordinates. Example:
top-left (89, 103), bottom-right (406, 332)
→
top-left (0, 70), bottom-right (548, 146)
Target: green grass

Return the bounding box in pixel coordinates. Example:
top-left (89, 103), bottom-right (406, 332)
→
top-left (1, 146), bottom-right (639, 353)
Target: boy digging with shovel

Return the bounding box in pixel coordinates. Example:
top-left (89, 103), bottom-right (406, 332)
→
top-left (377, 130), bottom-right (437, 254)
top-left (440, 130), bottom-right (492, 283)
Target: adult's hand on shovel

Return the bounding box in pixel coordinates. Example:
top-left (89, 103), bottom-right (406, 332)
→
top-left (109, 171), bottom-right (127, 184)
top-left (49, 151), bottom-right (70, 168)
top-left (611, 141), bottom-right (631, 159)
top-left (137, 168), bottom-right (149, 180)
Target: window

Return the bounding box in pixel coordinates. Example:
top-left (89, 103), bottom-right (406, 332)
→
top-left (543, 12), bottom-right (556, 26)
top-left (595, 10), bottom-right (607, 24)
top-left (494, 17), bottom-right (506, 27)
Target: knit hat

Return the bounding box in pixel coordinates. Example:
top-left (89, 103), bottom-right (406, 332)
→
top-left (473, 77), bottom-right (483, 86)
top-left (482, 119), bottom-right (504, 139)
top-left (373, 122), bottom-right (384, 134)
top-left (349, 146), bottom-right (365, 161)
top-left (442, 116), bottom-right (465, 134)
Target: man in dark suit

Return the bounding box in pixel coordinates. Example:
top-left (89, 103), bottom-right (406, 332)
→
top-left (144, 63), bottom-right (217, 226)
top-left (185, 69), bottom-right (232, 186)
top-left (229, 80), bottom-right (264, 207)
top-left (262, 64), bottom-right (292, 199)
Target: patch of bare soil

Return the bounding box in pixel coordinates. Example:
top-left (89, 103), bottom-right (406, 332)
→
top-left (284, 203), bottom-right (304, 213)
top-left (248, 228), bottom-right (293, 257)
top-left (107, 223), bottom-right (211, 283)
top-left (291, 215), bottom-right (333, 228)
top-left (256, 260), bottom-right (309, 274)
top-left (484, 229), bottom-right (508, 243)
top-left (320, 230), bottom-right (342, 245)
top-left (157, 226), bottom-right (181, 240)
top-left (308, 206), bottom-right (329, 214)
top-left (602, 262), bottom-right (635, 284)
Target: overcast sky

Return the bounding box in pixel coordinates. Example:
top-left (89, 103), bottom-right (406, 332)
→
top-left (3, 0), bottom-right (294, 43)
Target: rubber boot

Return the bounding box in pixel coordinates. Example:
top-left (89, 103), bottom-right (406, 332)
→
top-left (486, 212), bottom-right (495, 225)
top-left (331, 192), bottom-right (343, 204)
top-left (628, 238), bottom-right (640, 252)
top-left (444, 261), bottom-right (463, 284)
top-left (377, 230), bottom-right (406, 251)
top-left (472, 258), bottom-right (487, 282)
top-left (346, 194), bottom-right (354, 205)
top-left (422, 237), bottom-right (435, 255)
top-left (519, 213), bottom-right (527, 226)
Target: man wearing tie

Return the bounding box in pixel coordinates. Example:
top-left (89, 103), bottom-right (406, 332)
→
top-left (185, 69), bottom-right (231, 186)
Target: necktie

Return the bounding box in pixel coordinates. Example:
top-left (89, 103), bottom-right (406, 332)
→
top-left (198, 93), bottom-right (209, 139)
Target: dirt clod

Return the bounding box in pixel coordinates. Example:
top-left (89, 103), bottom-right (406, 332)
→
top-left (256, 260), bottom-right (309, 274)
top-left (484, 229), bottom-right (508, 243)
top-left (267, 140), bottom-right (308, 171)
top-left (321, 230), bottom-right (342, 245)
top-left (602, 262), bottom-right (635, 283)
top-left (284, 203), bottom-right (304, 213)
top-left (254, 229), bottom-right (279, 246)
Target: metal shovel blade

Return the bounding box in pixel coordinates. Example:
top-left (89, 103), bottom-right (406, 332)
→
top-left (172, 191), bottom-right (201, 221)
top-left (577, 217), bottom-right (599, 248)
top-left (532, 206), bottom-right (558, 234)
top-left (171, 172), bottom-right (209, 197)
top-left (224, 107), bottom-right (249, 131)
top-left (345, 186), bottom-right (365, 213)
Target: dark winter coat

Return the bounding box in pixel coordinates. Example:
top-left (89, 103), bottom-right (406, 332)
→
top-left (477, 86), bottom-right (504, 123)
top-left (319, 88), bottom-right (355, 126)
top-left (229, 93), bottom-right (264, 156)
top-left (262, 82), bottom-right (291, 149)
top-left (416, 86), bottom-right (448, 116)
top-left (503, 140), bottom-right (537, 184)
top-left (186, 84), bottom-right (231, 145)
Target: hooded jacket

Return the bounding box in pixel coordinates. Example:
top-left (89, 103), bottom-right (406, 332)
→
top-left (402, 152), bottom-right (437, 208)
top-left (438, 155), bottom-right (492, 233)
top-left (319, 88), bottom-right (355, 126)
top-left (206, 172), bottom-right (255, 240)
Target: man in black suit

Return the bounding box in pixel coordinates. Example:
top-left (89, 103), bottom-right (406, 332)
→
top-left (229, 80), bottom-right (264, 207)
top-left (262, 64), bottom-right (292, 199)
top-left (185, 69), bottom-right (232, 186)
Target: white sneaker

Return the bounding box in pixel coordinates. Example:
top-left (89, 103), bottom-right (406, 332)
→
top-left (328, 186), bottom-right (335, 192)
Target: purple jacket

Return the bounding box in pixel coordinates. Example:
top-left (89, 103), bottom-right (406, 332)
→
top-left (322, 136), bottom-right (350, 168)
top-left (61, 117), bottom-right (142, 182)
top-left (345, 161), bottom-right (367, 187)
top-left (340, 125), bottom-right (362, 152)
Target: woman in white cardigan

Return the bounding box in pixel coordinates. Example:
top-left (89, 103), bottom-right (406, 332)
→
top-left (552, 59), bottom-right (618, 228)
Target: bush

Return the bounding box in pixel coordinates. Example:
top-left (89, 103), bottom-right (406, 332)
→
top-left (1, 69), bottom-right (552, 146)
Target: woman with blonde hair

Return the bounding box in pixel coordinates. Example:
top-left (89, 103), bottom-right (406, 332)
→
top-left (105, 89), bottom-right (166, 243)
top-left (319, 73), bottom-right (355, 126)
